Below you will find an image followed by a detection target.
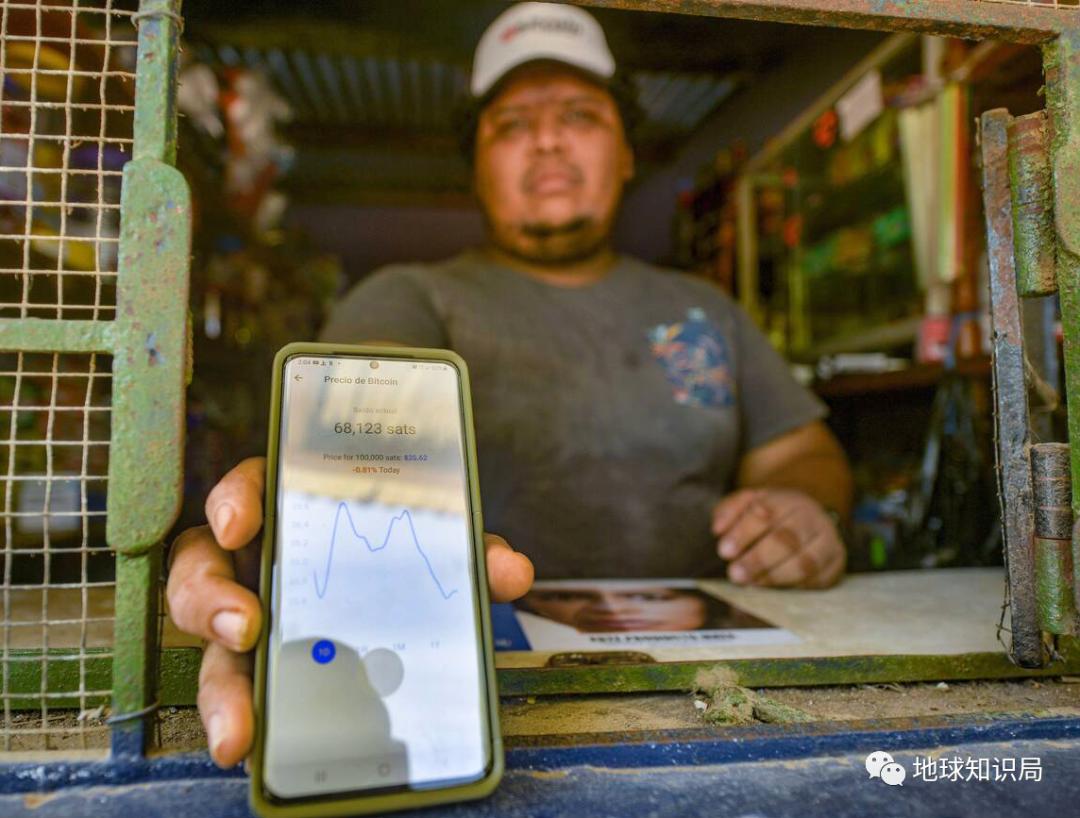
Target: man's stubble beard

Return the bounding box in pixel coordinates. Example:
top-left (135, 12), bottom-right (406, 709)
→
top-left (491, 215), bottom-right (613, 266)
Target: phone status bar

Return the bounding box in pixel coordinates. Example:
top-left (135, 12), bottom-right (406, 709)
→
top-left (291, 358), bottom-right (448, 372)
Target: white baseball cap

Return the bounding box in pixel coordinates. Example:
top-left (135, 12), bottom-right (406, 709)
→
top-left (470, 2), bottom-right (617, 98)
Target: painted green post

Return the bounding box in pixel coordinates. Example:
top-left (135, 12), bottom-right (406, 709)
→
top-left (1030, 444), bottom-right (1076, 634)
top-left (1044, 29), bottom-right (1080, 621)
top-left (109, 0), bottom-right (188, 557)
top-left (108, 0), bottom-right (189, 760)
top-left (981, 108), bottom-right (1044, 667)
top-left (1008, 112), bottom-right (1057, 298)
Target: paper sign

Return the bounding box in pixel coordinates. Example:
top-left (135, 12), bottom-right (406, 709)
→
top-left (836, 70), bottom-right (884, 143)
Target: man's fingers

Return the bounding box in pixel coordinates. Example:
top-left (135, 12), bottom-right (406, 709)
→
top-left (198, 642), bottom-right (255, 769)
top-left (727, 527), bottom-right (802, 585)
top-left (716, 494), bottom-right (774, 561)
top-left (754, 532), bottom-right (830, 587)
top-left (711, 490), bottom-right (758, 537)
top-left (205, 457), bottom-right (267, 551)
top-left (484, 533), bottom-right (534, 603)
top-left (732, 526), bottom-right (845, 588)
top-left (799, 546), bottom-right (846, 590)
top-left (167, 526), bottom-right (262, 652)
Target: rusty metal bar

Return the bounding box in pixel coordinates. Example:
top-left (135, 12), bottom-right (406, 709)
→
top-left (107, 0), bottom-right (188, 557)
top-left (147, 641), bottom-right (1080, 701)
top-left (110, 549), bottom-right (162, 760)
top-left (496, 640), bottom-right (1080, 696)
top-left (573, 0), bottom-right (1071, 44)
top-left (1034, 536), bottom-right (1073, 635)
top-left (1008, 112), bottom-right (1057, 297)
top-left (0, 319), bottom-right (114, 353)
top-left (108, 0), bottom-right (189, 761)
top-left (1033, 443), bottom-right (1072, 540)
top-left (1044, 30), bottom-right (1080, 622)
top-left (107, 163), bottom-right (190, 556)
top-left (1032, 443), bottom-right (1076, 635)
top-left (980, 109), bottom-right (1043, 667)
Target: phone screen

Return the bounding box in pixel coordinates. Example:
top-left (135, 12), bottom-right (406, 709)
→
top-left (262, 353), bottom-right (492, 801)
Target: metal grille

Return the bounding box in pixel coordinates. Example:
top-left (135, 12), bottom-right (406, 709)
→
top-left (0, 0), bottom-right (136, 751)
top-left (0, 0), bottom-right (136, 322)
top-left (1, 351), bottom-right (112, 750)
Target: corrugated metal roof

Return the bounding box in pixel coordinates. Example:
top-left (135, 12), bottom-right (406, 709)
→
top-left (184, 25), bottom-right (743, 204)
top-left (193, 41), bottom-right (736, 143)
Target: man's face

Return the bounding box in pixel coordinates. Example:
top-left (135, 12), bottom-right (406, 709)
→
top-left (473, 63), bottom-right (634, 266)
top-left (522, 587), bottom-right (708, 632)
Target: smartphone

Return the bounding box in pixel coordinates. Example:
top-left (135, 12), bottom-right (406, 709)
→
top-left (250, 342), bottom-right (502, 817)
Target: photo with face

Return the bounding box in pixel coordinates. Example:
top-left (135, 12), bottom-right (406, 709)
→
top-left (516, 585), bottom-right (771, 633)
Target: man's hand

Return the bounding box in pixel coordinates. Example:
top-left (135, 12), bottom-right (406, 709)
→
top-left (711, 488), bottom-right (845, 589)
top-left (166, 456), bottom-right (535, 769)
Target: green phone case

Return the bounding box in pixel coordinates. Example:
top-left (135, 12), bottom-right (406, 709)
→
top-left (249, 342), bottom-right (503, 818)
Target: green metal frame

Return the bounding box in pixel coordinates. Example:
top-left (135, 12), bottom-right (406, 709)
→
top-left (1044, 31), bottom-right (1080, 618)
top-left (0, 0), bottom-right (189, 756)
top-left (570, 0), bottom-right (1080, 688)
top-left (152, 0), bottom-right (1080, 707)
top-left (575, 0), bottom-right (1074, 42)
top-left (9, 640), bottom-right (1080, 706)
top-left (109, 0), bottom-right (189, 759)
top-left (11, 0), bottom-right (1080, 747)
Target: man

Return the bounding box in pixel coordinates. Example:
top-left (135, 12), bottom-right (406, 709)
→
top-left (167, 2), bottom-right (852, 768)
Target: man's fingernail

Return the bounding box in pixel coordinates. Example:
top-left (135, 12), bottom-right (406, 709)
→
top-left (214, 504), bottom-right (235, 542)
top-left (719, 539), bottom-right (735, 559)
top-left (729, 565), bottom-right (747, 583)
top-left (207, 712), bottom-right (226, 759)
top-left (212, 610), bottom-right (248, 648)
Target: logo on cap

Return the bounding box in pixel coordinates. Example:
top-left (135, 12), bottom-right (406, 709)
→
top-left (500, 17), bottom-right (582, 43)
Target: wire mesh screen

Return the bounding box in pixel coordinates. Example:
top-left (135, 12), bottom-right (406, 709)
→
top-left (1, 351), bottom-right (113, 750)
top-left (0, 0), bottom-right (136, 751)
top-left (0, 0), bottom-right (137, 322)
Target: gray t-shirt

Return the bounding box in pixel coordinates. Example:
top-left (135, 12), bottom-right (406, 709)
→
top-left (319, 250), bottom-right (826, 579)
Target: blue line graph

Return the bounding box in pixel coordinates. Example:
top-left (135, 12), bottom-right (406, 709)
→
top-left (312, 503), bottom-right (458, 601)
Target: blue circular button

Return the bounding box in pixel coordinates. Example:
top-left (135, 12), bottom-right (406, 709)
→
top-left (312, 639), bottom-right (336, 664)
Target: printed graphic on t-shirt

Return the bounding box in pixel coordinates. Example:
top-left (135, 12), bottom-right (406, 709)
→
top-left (647, 308), bottom-right (735, 409)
